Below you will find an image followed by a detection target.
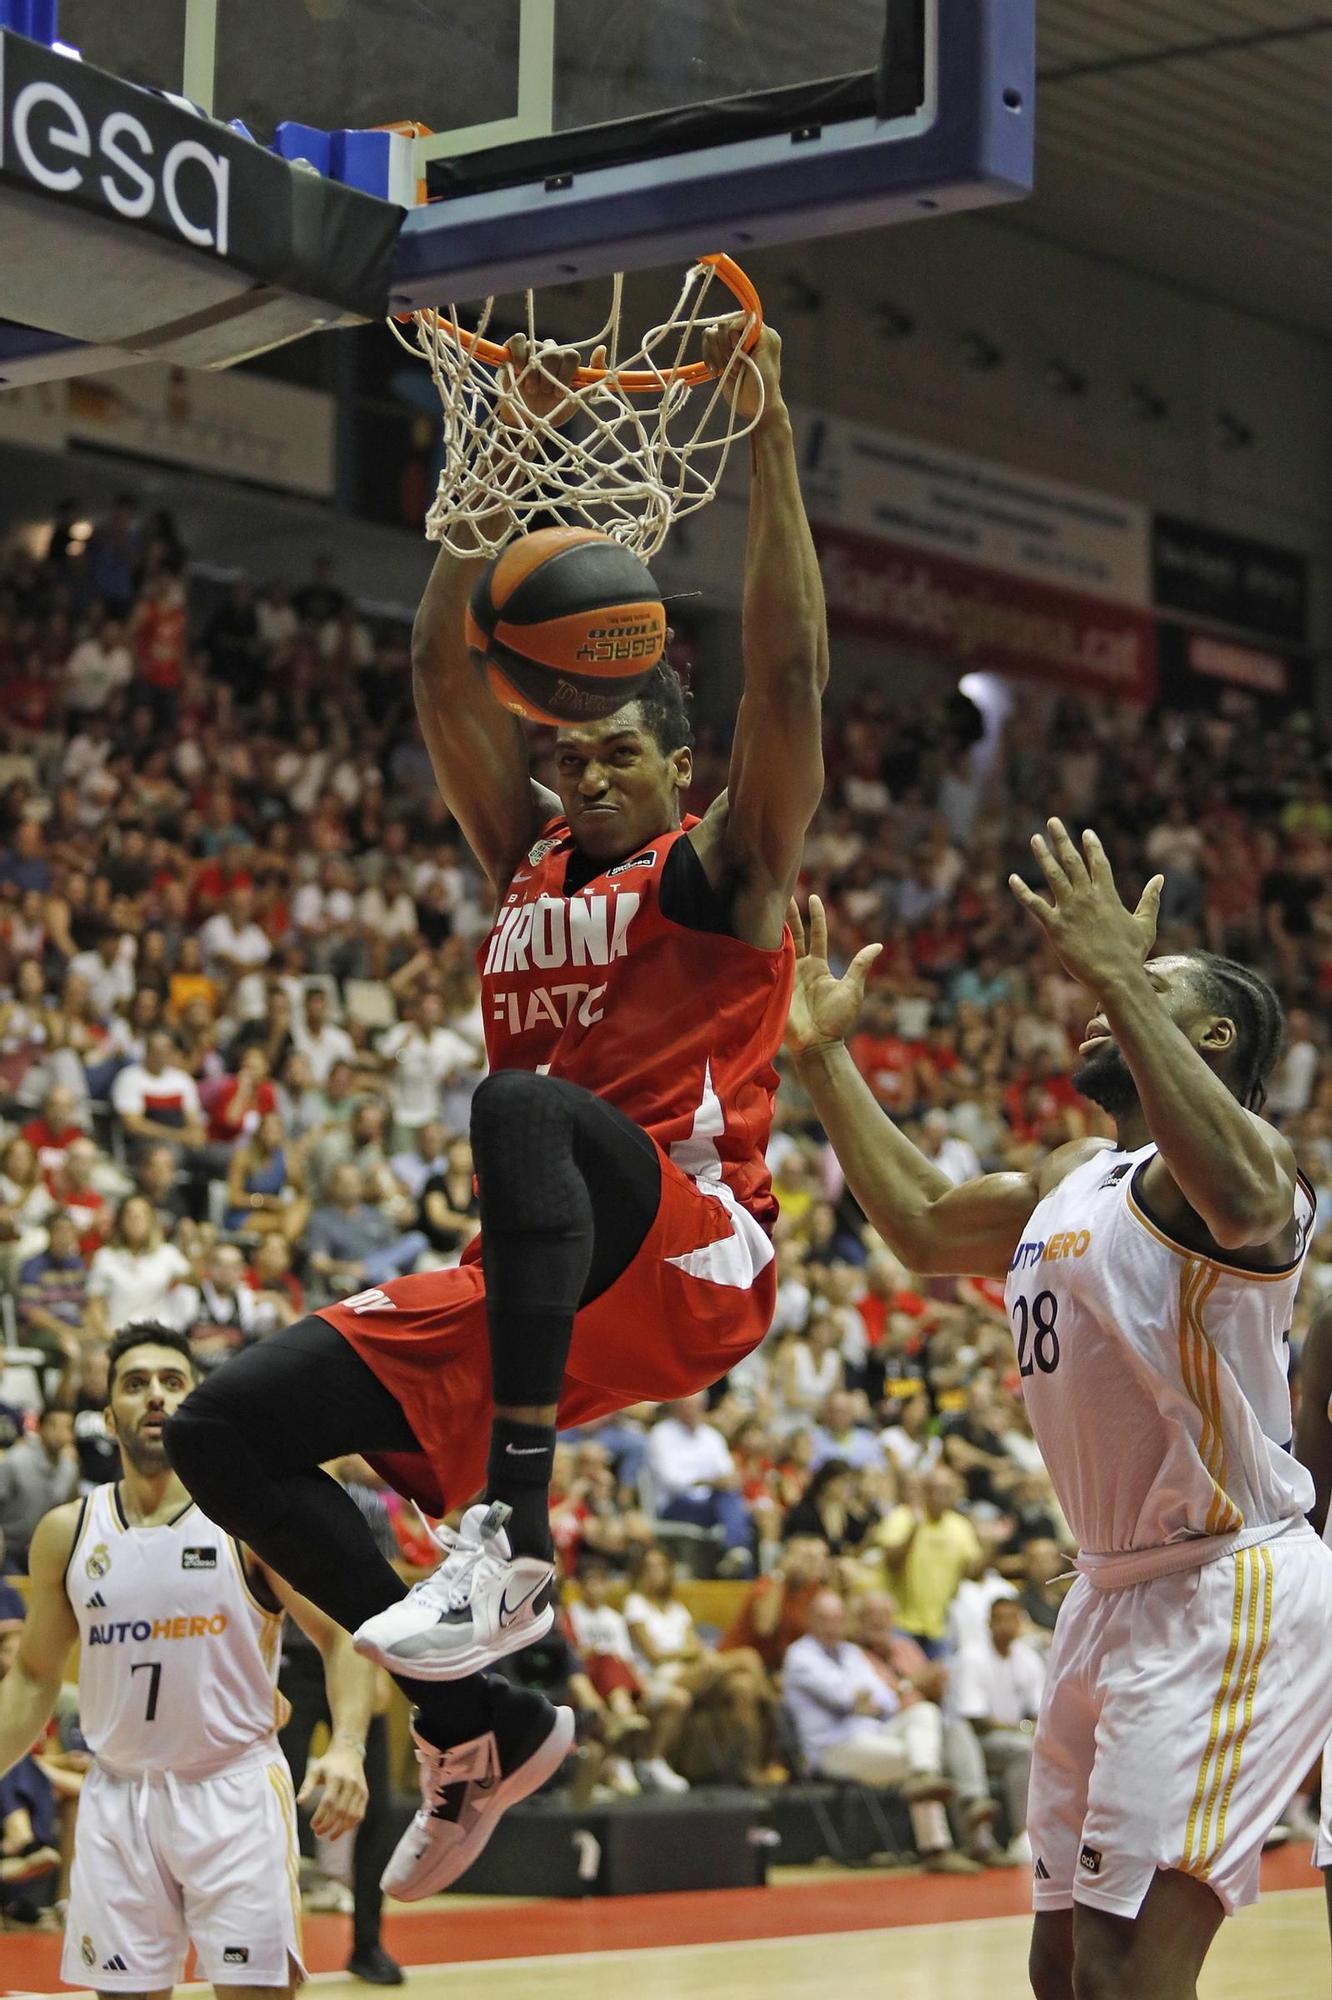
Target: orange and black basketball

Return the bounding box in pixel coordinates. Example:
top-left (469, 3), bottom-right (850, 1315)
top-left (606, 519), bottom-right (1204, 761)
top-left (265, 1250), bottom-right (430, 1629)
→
top-left (466, 526), bottom-right (667, 726)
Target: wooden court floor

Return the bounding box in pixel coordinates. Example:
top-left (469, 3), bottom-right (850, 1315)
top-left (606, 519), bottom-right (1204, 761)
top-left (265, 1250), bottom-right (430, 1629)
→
top-left (6, 1850), bottom-right (1327, 1998)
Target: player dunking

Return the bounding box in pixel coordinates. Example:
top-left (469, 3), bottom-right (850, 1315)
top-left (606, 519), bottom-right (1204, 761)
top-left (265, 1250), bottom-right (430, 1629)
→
top-left (0, 1324), bottom-right (373, 1997)
top-left (166, 318), bottom-right (827, 1896)
top-left (785, 825), bottom-right (1332, 2000)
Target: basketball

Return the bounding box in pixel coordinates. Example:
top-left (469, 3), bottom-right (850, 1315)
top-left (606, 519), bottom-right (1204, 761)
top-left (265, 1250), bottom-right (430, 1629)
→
top-left (465, 526), bottom-right (667, 726)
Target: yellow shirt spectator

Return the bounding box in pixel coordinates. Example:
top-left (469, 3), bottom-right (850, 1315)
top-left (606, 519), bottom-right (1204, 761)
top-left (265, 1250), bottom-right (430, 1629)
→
top-left (872, 1480), bottom-right (983, 1644)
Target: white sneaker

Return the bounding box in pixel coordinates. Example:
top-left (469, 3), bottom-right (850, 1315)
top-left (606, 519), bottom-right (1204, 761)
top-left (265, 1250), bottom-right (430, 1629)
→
top-left (638, 1755), bottom-right (690, 1794)
top-left (1006, 1829), bottom-right (1033, 1867)
top-left (382, 1702), bottom-right (575, 1901)
top-left (354, 1501), bottom-right (556, 1680)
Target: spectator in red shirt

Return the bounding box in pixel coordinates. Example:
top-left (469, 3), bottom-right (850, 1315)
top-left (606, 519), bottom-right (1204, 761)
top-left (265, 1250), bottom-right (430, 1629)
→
top-left (131, 564), bottom-right (187, 718)
top-left (850, 993), bottom-right (923, 1113)
top-left (245, 1231), bottom-right (306, 1326)
top-left (48, 1138), bottom-right (109, 1255)
top-left (206, 1047), bottom-right (279, 1147)
top-left (22, 1086), bottom-right (85, 1186)
top-left (719, 1535), bottom-right (829, 1672)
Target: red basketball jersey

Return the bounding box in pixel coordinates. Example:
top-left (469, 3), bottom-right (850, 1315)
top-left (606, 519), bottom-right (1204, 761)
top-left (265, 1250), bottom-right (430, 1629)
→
top-left (479, 818), bottom-right (792, 1228)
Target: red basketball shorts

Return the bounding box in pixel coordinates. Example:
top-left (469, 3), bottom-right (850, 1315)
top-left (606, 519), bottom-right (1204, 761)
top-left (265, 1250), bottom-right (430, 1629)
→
top-left (318, 1147), bottom-right (776, 1515)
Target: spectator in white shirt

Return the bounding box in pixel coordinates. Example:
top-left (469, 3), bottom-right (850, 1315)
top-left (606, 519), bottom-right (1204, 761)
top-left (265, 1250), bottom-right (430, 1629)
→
top-left (68, 928), bottom-right (136, 1018)
top-left (292, 859), bottom-right (359, 976)
top-left (61, 713), bottom-right (115, 789)
top-left (111, 1031), bottom-right (206, 1157)
top-left (169, 1240), bottom-right (266, 1369)
top-left (1265, 1008), bottom-right (1319, 1118)
top-left (358, 863), bottom-right (420, 977)
top-left (918, 1110), bottom-right (982, 1187)
top-left (645, 1395), bottom-right (752, 1575)
top-left (783, 1591), bottom-right (971, 1872)
top-left (564, 1559), bottom-right (681, 1788)
top-left (199, 886), bottom-right (272, 980)
top-left (64, 619), bottom-right (133, 714)
top-left (949, 1598), bottom-right (1046, 1858)
top-left (411, 846), bottom-right (466, 916)
top-left (85, 1194), bottom-right (192, 1337)
top-left (622, 1546), bottom-right (770, 1785)
top-left (292, 987), bottom-right (356, 1085)
top-left (881, 1391), bottom-right (943, 1478)
top-left (768, 1239), bottom-right (813, 1338)
top-left (377, 992), bottom-right (474, 1134)
top-left (256, 581), bottom-right (298, 652)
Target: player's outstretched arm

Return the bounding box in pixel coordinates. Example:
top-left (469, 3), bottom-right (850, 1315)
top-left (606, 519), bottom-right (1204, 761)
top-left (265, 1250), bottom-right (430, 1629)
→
top-left (1011, 819), bottom-right (1296, 1253)
top-left (697, 322), bottom-right (826, 950)
top-left (413, 531), bottom-right (556, 900)
top-left (1295, 1303), bottom-right (1332, 1536)
top-left (412, 338), bottom-right (592, 896)
top-left (0, 1505), bottom-right (79, 1778)
top-left (786, 897), bottom-right (1094, 1279)
top-left (257, 1561), bottom-right (374, 1839)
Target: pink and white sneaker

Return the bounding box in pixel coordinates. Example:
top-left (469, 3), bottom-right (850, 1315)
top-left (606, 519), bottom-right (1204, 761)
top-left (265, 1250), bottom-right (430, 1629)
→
top-left (382, 1698), bottom-right (575, 1900)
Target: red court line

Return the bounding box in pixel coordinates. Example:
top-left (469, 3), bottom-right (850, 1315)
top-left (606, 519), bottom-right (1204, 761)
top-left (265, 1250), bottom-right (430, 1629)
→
top-left (0, 1845), bottom-right (1320, 1987)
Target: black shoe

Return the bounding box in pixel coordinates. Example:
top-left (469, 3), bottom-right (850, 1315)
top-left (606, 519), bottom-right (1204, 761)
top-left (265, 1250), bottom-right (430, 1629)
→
top-left (347, 1944), bottom-right (406, 1985)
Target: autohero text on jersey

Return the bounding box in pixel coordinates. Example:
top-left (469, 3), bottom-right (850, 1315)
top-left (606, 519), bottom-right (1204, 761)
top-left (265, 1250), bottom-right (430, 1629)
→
top-left (86, 1612), bottom-right (229, 1645)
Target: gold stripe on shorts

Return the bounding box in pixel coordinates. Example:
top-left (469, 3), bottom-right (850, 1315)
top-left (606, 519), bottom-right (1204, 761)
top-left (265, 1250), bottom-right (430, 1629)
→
top-left (266, 1761), bottom-right (304, 1948)
top-left (1179, 1547), bottom-right (1274, 1879)
top-left (1199, 1544), bottom-right (1274, 1877)
top-left (1180, 1549), bottom-right (1249, 1876)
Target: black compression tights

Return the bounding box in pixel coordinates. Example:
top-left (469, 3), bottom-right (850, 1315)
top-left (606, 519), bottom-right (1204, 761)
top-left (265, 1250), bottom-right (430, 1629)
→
top-left (164, 1076), bottom-right (661, 1728)
top-left (469, 1069), bottom-right (662, 1405)
top-left (469, 1071), bottom-right (661, 1554)
top-left (162, 1315), bottom-right (497, 1741)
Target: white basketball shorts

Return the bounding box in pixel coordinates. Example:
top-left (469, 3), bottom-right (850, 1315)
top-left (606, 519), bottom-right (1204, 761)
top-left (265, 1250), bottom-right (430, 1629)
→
top-left (1028, 1522), bottom-right (1332, 1918)
top-left (62, 1743), bottom-right (304, 1990)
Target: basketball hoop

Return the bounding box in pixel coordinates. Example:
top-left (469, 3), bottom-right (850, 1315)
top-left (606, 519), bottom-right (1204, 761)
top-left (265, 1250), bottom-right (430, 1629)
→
top-left (388, 254), bottom-right (765, 559)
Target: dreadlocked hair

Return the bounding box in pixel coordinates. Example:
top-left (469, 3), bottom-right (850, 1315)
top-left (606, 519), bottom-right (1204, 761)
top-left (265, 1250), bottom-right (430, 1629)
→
top-left (1187, 953), bottom-right (1285, 1112)
top-left (633, 660), bottom-right (693, 754)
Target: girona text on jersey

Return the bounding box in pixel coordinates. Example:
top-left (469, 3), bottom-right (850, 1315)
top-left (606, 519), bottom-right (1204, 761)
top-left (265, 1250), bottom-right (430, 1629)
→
top-left (478, 821), bottom-right (793, 1230)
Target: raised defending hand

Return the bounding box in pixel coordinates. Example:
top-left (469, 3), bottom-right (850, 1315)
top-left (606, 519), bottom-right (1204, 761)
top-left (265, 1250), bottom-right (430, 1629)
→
top-left (1009, 819), bottom-right (1163, 992)
top-left (784, 893), bottom-right (882, 1058)
top-left (702, 318), bottom-right (780, 424)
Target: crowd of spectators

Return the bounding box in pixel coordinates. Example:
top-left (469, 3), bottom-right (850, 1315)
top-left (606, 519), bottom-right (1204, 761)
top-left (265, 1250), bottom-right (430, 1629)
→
top-left (0, 493), bottom-right (1330, 1895)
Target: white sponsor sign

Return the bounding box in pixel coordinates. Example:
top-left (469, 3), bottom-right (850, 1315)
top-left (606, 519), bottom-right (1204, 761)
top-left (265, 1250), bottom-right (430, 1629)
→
top-left (650, 404), bottom-right (1150, 613)
top-left (790, 409), bottom-right (1150, 607)
top-left (66, 362), bottom-right (335, 497)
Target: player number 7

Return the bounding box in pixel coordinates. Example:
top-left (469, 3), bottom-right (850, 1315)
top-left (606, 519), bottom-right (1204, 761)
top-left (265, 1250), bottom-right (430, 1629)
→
top-left (130, 1660), bottom-right (162, 1722)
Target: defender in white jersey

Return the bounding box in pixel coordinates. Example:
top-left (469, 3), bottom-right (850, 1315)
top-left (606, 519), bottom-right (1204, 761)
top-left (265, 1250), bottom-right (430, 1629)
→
top-left (1291, 1297), bottom-right (1332, 1957)
top-left (786, 825), bottom-right (1332, 2000)
top-left (0, 1324), bottom-right (374, 1997)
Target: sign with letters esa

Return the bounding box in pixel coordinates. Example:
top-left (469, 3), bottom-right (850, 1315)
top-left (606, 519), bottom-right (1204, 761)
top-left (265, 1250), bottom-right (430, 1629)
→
top-left (0, 32), bottom-right (232, 255)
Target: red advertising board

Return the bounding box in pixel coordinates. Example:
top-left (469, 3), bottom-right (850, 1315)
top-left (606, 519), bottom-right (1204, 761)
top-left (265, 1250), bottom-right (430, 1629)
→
top-left (813, 523), bottom-right (1159, 704)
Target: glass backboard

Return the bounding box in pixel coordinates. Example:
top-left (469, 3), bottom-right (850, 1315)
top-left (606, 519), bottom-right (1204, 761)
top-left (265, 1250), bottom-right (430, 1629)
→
top-left (60, 0), bottom-right (897, 149)
top-left (49, 0), bottom-right (1032, 315)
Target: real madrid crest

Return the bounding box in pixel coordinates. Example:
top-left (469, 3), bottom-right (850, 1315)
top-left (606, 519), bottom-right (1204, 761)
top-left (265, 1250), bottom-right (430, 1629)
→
top-left (81, 1936), bottom-right (96, 1968)
top-left (85, 1543), bottom-right (111, 1581)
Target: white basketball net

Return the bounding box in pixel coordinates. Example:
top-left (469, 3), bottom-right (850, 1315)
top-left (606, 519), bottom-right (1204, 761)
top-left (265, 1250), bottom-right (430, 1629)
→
top-left (388, 260), bottom-right (765, 560)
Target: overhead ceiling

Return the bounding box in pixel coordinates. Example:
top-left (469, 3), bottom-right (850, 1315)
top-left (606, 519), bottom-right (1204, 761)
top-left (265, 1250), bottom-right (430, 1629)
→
top-left (1028, 1), bottom-right (1332, 337)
